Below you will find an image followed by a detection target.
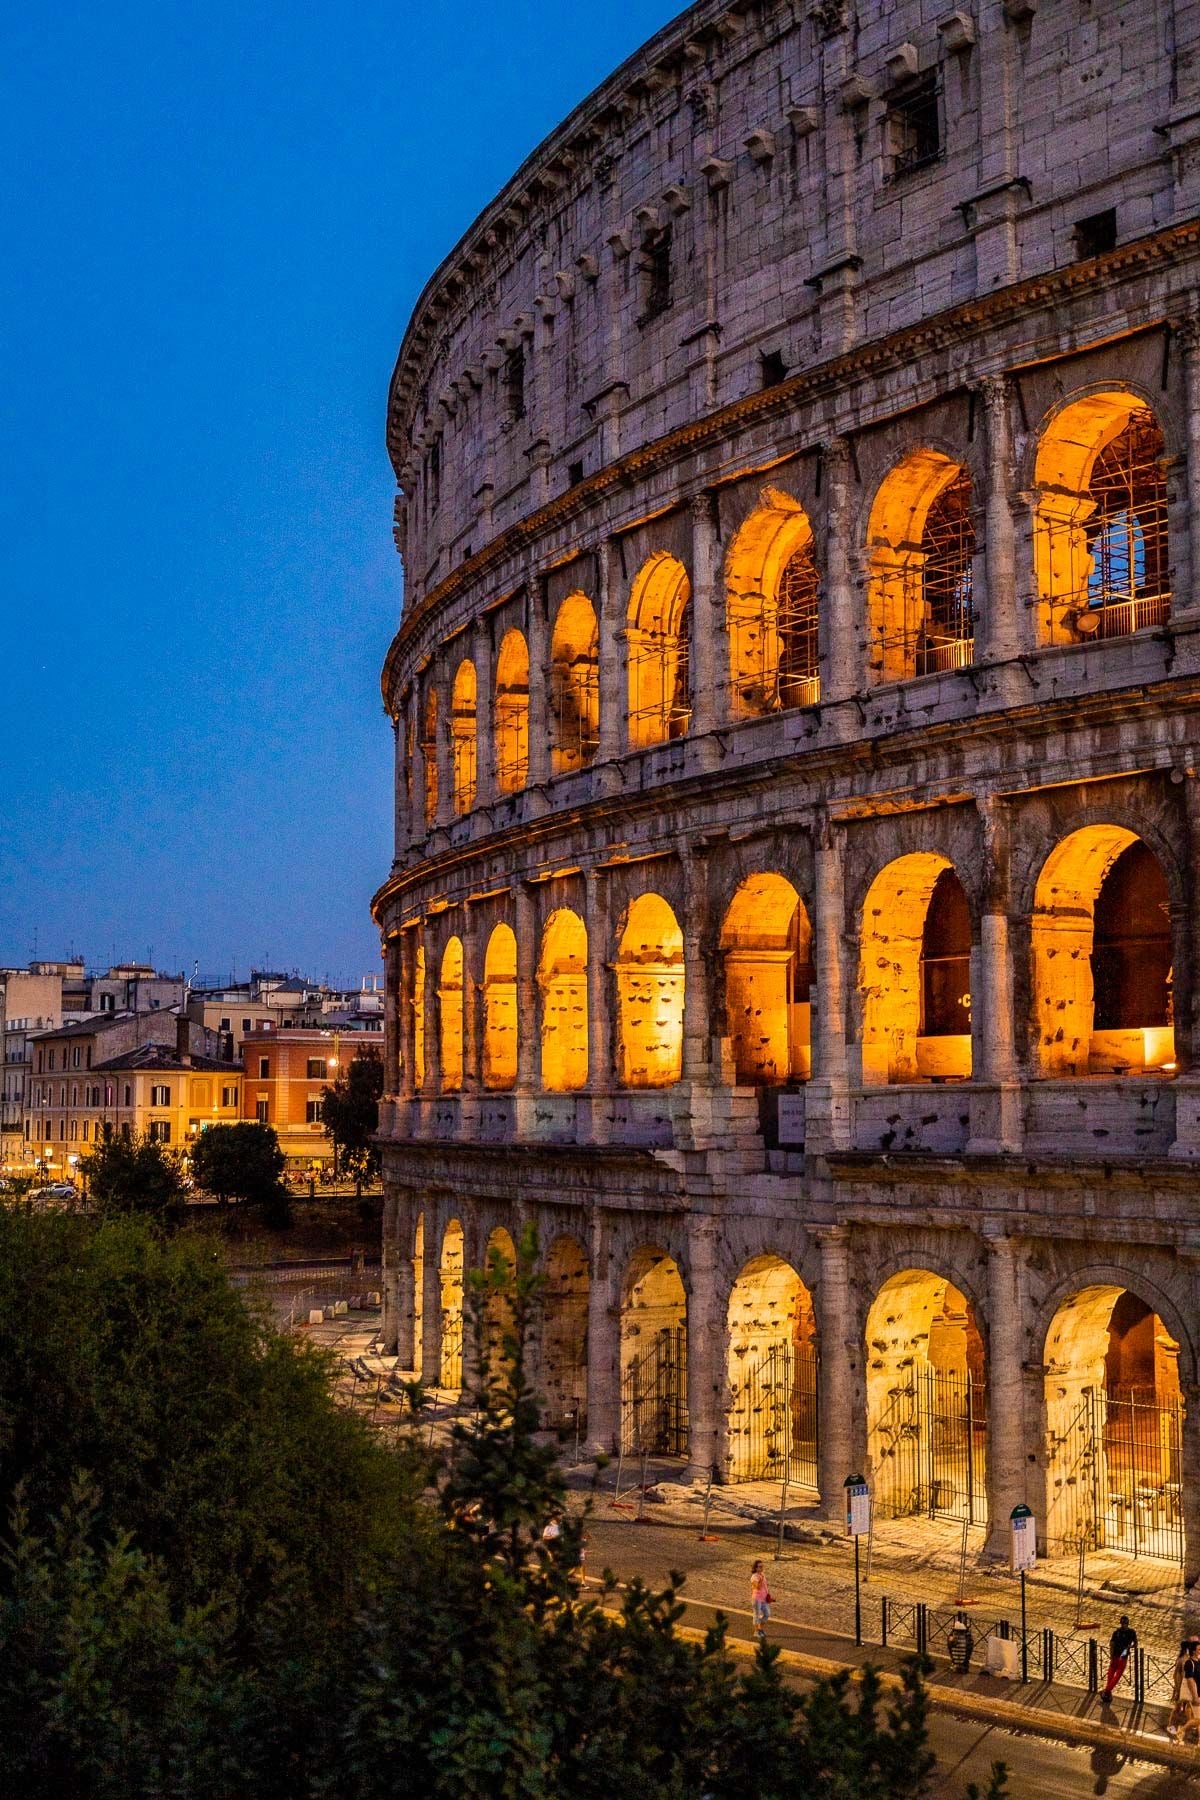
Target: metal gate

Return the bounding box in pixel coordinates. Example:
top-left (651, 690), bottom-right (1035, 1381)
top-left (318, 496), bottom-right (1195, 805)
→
top-left (439, 1315), bottom-right (463, 1390)
top-left (620, 1326), bottom-right (688, 1457)
top-left (729, 1342), bottom-right (819, 1488)
top-left (1047, 1389), bottom-right (1183, 1565)
top-left (871, 1367), bottom-right (987, 1525)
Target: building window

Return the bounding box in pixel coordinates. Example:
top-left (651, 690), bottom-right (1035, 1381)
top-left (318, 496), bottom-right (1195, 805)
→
top-left (241, 1018), bottom-right (251, 1033)
top-left (120, 1123), bottom-right (131, 1141)
top-left (637, 225), bottom-right (672, 325)
top-left (82, 1120), bottom-right (88, 1141)
top-left (305, 1058), bottom-right (327, 1080)
top-left (123, 1084), bottom-right (131, 1106)
top-left (47, 1051), bottom-right (54, 1072)
top-left (258, 1057), bottom-right (270, 1078)
top-left (220, 1017), bottom-right (231, 1032)
top-left (255, 1099), bottom-right (269, 1124)
top-left (1074, 208), bottom-right (1117, 261)
top-left (305, 1099), bottom-right (323, 1123)
top-left (888, 72), bottom-right (940, 177)
top-left (221, 1084), bottom-right (238, 1108)
top-left (72, 1047), bottom-right (80, 1068)
top-left (428, 437), bottom-right (441, 514)
top-left (504, 345), bottom-right (526, 423)
top-left (150, 1084), bottom-right (170, 1106)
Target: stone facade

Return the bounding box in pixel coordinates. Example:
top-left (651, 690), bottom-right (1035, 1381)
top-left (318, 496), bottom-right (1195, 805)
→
top-left (374, 0), bottom-right (1200, 1577)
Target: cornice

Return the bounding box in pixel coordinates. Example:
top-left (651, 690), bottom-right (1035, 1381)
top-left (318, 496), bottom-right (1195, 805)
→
top-left (381, 221), bottom-right (1200, 711)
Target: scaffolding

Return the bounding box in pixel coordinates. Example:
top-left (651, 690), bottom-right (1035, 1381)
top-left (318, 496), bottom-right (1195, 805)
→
top-left (550, 611), bottom-right (600, 772)
top-left (627, 615), bottom-right (691, 745)
top-left (494, 629), bottom-right (530, 793)
top-left (914, 468), bottom-right (975, 675)
top-left (731, 541), bottom-right (821, 714)
top-left (450, 662), bottom-right (477, 814)
top-left (1082, 409), bottom-right (1171, 637)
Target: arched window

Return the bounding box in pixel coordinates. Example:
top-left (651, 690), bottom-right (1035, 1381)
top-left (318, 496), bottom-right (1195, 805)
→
top-left (867, 454), bottom-right (976, 684)
top-left (421, 688), bottom-right (439, 824)
top-left (719, 874), bottom-right (812, 1083)
top-left (450, 659), bottom-right (477, 814)
top-left (615, 893), bottom-right (684, 1086)
top-left (726, 494), bottom-right (821, 717)
top-left (920, 869), bottom-right (972, 1042)
top-left (1034, 396), bottom-right (1170, 644)
top-left (539, 909), bottom-right (589, 1091)
top-left (439, 936), bottom-right (464, 1091)
top-left (494, 629), bottom-right (530, 793)
top-left (627, 554), bottom-right (691, 748)
top-left (482, 923), bottom-right (518, 1090)
top-left (550, 592), bottom-right (600, 773)
top-left (859, 853), bottom-right (972, 1084)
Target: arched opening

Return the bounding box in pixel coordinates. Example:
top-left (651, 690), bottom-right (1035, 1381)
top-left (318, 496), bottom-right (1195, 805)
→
top-left (413, 942), bottom-right (426, 1090)
top-left (538, 909), bottom-right (588, 1092)
top-left (1033, 395), bottom-right (1171, 645)
top-left (867, 453), bottom-right (975, 684)
top-left (439, 1218), bottom-right (465, 1390)
top-left (550, 592), bottom-right (600, 773)
top-left (540, 1234), bottom-right (589, 1432)
top-left (866, 1269), bottom-right (987, 1525)
top-left (1032, 827), bottom-right (1174, 1076)
top-left (720, 874), bottom-right (813, 1084)
top-left (615, 893), bottom-right (684, 1088)
top-left (450, 658), bottom-right (477, 814)
top-left (725, 1255), bottom-right (818, 1488)
top-left (494, 628), bottom-right (530, 793)
top-left (413, 1212), bottom-right (424, 1372)
top-left (1044, 1286), bottom-right (1184, 1563)
top-left (421, 687), bottom-right (439, 824)
top-left (620, 1246), bottom-right (688, 1457)
top-left (627, 552), bottom-right (691, 748)
top-left (482, 923), bottom-right (518, 1090)
top-left (859, 854), bottom-right (972, 1084)
top-left (483, 1225), bottom-right (517, 1387)
top-left (439, 936), bottom-right (464, 1091)
top-left (726, 492), bottom-right (821, 717)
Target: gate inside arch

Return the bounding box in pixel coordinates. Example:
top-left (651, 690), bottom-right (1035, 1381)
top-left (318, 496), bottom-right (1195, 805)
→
top-left (724, 1255), bottom-right (818, 1490)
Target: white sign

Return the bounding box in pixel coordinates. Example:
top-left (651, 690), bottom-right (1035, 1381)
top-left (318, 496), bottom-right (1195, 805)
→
top-left (776, 1094), bottom-right (806, 1146)
top-left (1010, 1511), bottom-right (1037, 1572)
top-left (846, 1482), bottom-right (871, 1537)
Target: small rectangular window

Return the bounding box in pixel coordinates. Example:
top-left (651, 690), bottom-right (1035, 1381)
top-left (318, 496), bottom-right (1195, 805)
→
top-left (124, 1084), bottom-right (131, 1106)
top-left (1074, 208), bottom-right (1117, 260)
top-left (148, 1120), bottom-right (171, 1143)
top-left (889, 73), bottom-right (940, 177)
top-left (259, 1057), bottom-right (270, 1078)
top-left (305, 1099), bottom-right (323, 1123)
top-left (221, 1084), bottom-right (238, 1108)
top-left (637, 226), bottom-right (672, 325)
top-left (150, 1084), bottom-right (170, 1107)
top-left (505, 346), bottom-right (526, 423)
top-left (306, 1058), bottom-right (327, 1080)
top-left (568, 459), bottom-right (585, 488)
top-left (241, 1018), bottom-right (252, 1033)
top-left (255, 1098), bottom-right (269, 1124)
top-left (760, 349), bottom-right (788, 389)
top-left (429, 438), bottom-right (442, 513)
top-left (220, 1017), bottom-right (231, 1031)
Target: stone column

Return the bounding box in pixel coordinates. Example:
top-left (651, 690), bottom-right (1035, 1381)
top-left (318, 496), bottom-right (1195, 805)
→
top-left (409, 689), bottom-right (427, 843)
top-left (398, 929), bottom-right (417, 1102)
top-left (1172, 771), bottom-right (1200, 1155)
top-left (808, 824), bottom-right (852, 1151)
top-left (816, 1226), bottom-right (861, 1516)
top-left (596, 537), bottom-right (626, 764)
top-left (984, 1231), bottom-right (1028, 1558)
top-left (585, 867), bottom-right (613, 1142)
top-left (1170, 311), bottom-right (1200, 622)
top-left (391, 716), bottom-right (407, 859)
top-left (433, 667), bottom-right (454, 829)
top-left (460, 904), bottom-right (482, 1096)
top-left (383, 935), bottom-right (401, 1097)
top-left (420, 1205), bottom-right (444, 1387)
top-left (1183, 1379), bottom-right (1200, 1589)
top-left (515, 881), bottom-right (539, 1092)
top-left (681, 850), bottom-right (713, 1083)
top-left (820, 437), bottom-right (859, 706)
top-left (422, 927), bottom-right (442, 1096)
top-left (586, 1211), bottom-right (621, 1453)
top-left (685, 1216), bottom-right (723, 1482)
top-left (526, 578), bottom-right (550, 786)
top-left (688, 491), bottom-right (726, 737)
top-left (380, 1190), bottom-right (401, 1354)
top-left (977, 375), bottom-right (1023, 662)
top-left (473, 616), bottom-right (495, 807)
top-left (968, 794), bottom-right (1022, 1153)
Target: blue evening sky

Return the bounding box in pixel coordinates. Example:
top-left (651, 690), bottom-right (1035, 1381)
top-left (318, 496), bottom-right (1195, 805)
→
top-left (0, 0), bottom-right (678, 986)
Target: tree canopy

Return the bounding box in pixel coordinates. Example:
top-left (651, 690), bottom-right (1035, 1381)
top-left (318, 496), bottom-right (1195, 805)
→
top-left (190, 1120), bottom-right (286, 1208)
top-left (321, 1050), bottom-right (383, 1187)
top-left (81, 1133), bottom-right (185, 1220)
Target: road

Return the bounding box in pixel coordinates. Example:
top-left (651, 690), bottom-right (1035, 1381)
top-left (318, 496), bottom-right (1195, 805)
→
top-left (582, 1518), bottom-right (1198, 1799)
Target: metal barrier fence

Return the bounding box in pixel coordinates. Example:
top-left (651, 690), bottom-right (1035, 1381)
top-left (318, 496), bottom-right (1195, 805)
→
top-left (620, 1326), bottom-right (688, 1457)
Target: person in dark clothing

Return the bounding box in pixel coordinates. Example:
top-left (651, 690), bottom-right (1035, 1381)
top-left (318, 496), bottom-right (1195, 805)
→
top-left (1101, 1615), bottom-right (1137, 1701)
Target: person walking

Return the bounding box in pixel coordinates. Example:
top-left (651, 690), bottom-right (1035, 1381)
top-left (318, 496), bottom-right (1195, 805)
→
top-left (750, 1559), bottom-right (772, 1640)
top-left (1166, 1638), bottom-right (1199, 1739)
top-left (1101, 1615), bottom-right (1138, 1702)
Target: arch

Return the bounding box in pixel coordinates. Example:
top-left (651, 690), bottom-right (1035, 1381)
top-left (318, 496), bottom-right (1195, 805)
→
top-left (859, 853), bottom-right (972, 1084)
top-left (866, 452), bottom-right (976, 684)
top-left (726, 491), bottom-right (821, 717)
top-left (413, 941), bottom-right (426, 1090)
top-left (439, 936), bottom-right (464, 1091)
top-left (865, 1268), bottom-right (987, 1524)
top-left (538, 908), bottom-right (588, 1092)
top-left (421, 687), bottom-right (439, 823)
top-left (540, 1234), bottom-right (589, 1431)
top-left (413, 1211), bottom-right (425, 1371)
top-left (439, 1218), bottom-right (465, 1389)
top-left (483, 1225), bottom-right (517, 1386)
top-left (620, 1245), bottom-right (688, 1457)
top-left (1031, 826), bottom-right (1174, 1076)
top-left (725, 1254), bottom-right (818, 1486)
top-left (494, 628), bottom-right (530, 793)
top-left (482, 922), bottom-right (518, 1090)
top-left (719, 873), bottom-right (812, 1084)
top-left (615, 893), bottom-right (684, 1088)
top-left (550, 591), bottom-right (600, 773)
top-left (450, 658), bottom-right (477, 814)
top-left (1043, 1283), bottom-right (1184, 1563)
top-left (627, 552), bottom-right (691, 748)
top-left (1033, 393), bottom-right (1171, 645)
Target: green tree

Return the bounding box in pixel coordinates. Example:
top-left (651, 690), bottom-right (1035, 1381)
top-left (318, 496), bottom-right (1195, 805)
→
top-left (191, 1120), bottom-right (286, 1210)
top-left (321, 1051), bottom-right (383, 1190)
top-left (81, 1133), bottom-right (185, 1221)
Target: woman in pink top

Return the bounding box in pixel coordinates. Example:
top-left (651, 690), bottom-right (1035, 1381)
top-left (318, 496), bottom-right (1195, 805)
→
top-left (750, 1559), bottom-right (771, 1638)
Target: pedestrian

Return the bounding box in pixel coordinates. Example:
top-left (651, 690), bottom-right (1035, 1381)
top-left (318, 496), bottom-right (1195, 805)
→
top-left (541, 1513), bottom-right (562, 1546)
top-left (750, 1558), bottom-right (772, 1639)
top-left (1101, 1614), bottom-right (1137, 1702)
top-left (948, 1611), bottom-right (975, 1674)
top-left (1166, 1637), bottom-right (1196, 1739)
top-left (1178, 1640), bottom-right (1200, 1745)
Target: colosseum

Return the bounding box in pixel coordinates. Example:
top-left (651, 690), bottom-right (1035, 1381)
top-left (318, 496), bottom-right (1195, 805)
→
top-left (373, 0), bottom-right (1200, 1583)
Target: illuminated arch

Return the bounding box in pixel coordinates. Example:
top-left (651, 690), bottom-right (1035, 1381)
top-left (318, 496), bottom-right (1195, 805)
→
top-left (620, 1245), bottom-right (688, 1457)
top-left (412, 1211), bottom-right (425, 1371)
top-left (615, 893), bottom-right (684, 1087)
top-left (494, 628), bottom-right (530, 793)
top-left (540, 1234), bottom-right (589, 1430)
top-left (726, 491), bottom-right (821, 717)
top-left (1031, 826), bottom-right (1173, 1077)
top-left (866, 1268), bottom-right (987, 1524)
top-left (550, 592), bottom-right (600, 773)
top-left (439, 936), bottom-right (464, 1091)
top-left (859, 853), bottom-right (972, 1084)
top-left (482, 922), bottom-right (518, 1091)
top-left (439, 1218), bottom-right (465, 1389)
top-left (866, 452), bottom-right (975, 685)
top-left (538, 909), bottom-right (588, 1092)
top-left (725, 1254), bottom-right (818, 1486)
top-left (627, 553), bottom-right (691, 748)
top-left (450, 658), bottom-right (477, 814)
top-left (483, 1225), bottom-right (517, 1384)
top-left (421, 687), bottom-right (439, 823)
top-left (1033, 393), bottom-right (1170, 646)
top-left (719, 873), bottom-right (812, 1083)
